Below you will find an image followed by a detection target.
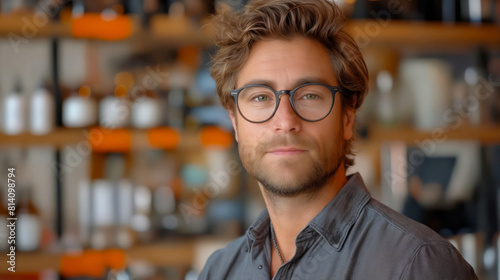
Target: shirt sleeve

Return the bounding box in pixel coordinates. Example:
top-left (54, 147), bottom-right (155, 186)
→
top-left (401, 243), bottom-right (478, 280)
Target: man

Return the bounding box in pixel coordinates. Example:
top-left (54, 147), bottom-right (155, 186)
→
top-left (200, 0), bottom-right (477, 279)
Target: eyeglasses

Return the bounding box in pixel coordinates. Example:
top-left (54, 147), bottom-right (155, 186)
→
top-left (230, 82), bottom-right (340, 123)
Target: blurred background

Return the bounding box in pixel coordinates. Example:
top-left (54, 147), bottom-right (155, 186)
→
top-left (0, 0), bottom-right (499, 279)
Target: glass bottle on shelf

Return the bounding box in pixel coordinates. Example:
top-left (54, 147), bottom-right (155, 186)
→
top-left (375, 70), bottom-right (397, 126)
top-left (30, 82), bottom-right (55, 135)
top-left (16, 186), bottom-right (41, 251)
top-left (131, 184), bottom-right (153, 242)
top-left (90, 179), bottom-right (114, 250)
top-left (3, 80), bottom-right (26, 135)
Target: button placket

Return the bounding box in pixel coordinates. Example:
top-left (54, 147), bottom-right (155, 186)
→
top-left (250, 239), bottom-right (270, 280)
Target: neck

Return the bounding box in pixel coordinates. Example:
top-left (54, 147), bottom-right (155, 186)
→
top-left (261, 164), bottom-right (347, 262)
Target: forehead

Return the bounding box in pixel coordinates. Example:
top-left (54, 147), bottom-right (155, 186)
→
top-left (236, 36), bottom-right (338, 89)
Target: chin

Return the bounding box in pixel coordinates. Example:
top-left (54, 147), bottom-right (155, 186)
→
top-left (259, 175), bottom-right (324, 197)
top-left (256, 167), bottom-right (322, 196)
top-left (254, 157), bottom-right (341, 197)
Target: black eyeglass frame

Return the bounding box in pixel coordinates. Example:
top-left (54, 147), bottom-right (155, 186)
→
top-left (230, 82), bottom-right (341, 123)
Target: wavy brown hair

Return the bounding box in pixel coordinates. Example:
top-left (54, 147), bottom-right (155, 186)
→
top-left (210, 0), bottom-right (369, 170)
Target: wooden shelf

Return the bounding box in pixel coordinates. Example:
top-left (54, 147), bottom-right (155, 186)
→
top-left (0, 15), bottom-right (71, 38)
top-left (147, 15), bottom-right (213, 47)
top-left (0, 14), bottom-right (211, 45)
top-left (0, 14), bottom-right (498, 50)
top-left (0, 14), bottom-right (140, 40)
top-left (3, 125), bottom-right (500, 149)
top-left (11, 238), bottom-right (196, 273)
top-left (368, 124), bottom-right (500, 145)
top-left (0, 126), bottom-right (233, 151)
top-left (0, 129), bottom-right (86, 148)
top-left (345, 20), bottom-right (500, 51)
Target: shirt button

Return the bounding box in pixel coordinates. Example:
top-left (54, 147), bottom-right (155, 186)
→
top-left (244, 247), bottom-right (248, 252)
top-left (258, 265), bottom-right (263, 269)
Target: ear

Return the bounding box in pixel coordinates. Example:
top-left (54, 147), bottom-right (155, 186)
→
top-left (343, 107), bottom-right (355, 141)
top-left (229, 109), bottom-right (239, 142)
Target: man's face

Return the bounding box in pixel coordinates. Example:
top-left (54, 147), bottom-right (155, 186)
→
top-left (229, 36), bottom-right (355, 197)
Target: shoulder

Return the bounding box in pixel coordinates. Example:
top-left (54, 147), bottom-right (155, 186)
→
top-left (198, 235), bottom-right (249, 279)
top-left (364, 198), bottom-right (444, 243)
top-left (362, 199), bottom-right (477, 279)
top-left (205, 235), bottom-right (248, 263)
top-left (401, 242), bottom-right (478, 280)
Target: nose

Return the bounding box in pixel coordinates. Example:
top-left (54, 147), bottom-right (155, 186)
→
top-left (271, 94), bottom-right (302, 133)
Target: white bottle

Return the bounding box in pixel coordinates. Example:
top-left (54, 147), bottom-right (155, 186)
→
top-left (90, 179), bottom-right (114, 249)
top-left (62, 86), bottom-right (97, 128)
top-left (30, 87), bottom-right (55, 135)
top-left (16, 188), bottom-right (41, 252)
top-left (3, 82), bottom-right (26, 135)
top-left (376, 70), bottom-right (396, 126)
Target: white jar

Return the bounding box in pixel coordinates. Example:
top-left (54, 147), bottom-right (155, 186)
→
top-left (99, 96), bottom-right (130, 128)
top-left (131, 97), bottom-right (163, 129)
top-left (63, 95), bottom-right (97, 128)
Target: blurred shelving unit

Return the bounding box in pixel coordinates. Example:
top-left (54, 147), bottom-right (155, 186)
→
top-left (0, 125), bottom-right (233, 275)
top-left (1, 11), bottom-right (500, 277)
top-left (368, 124), bottom-right (500, 144)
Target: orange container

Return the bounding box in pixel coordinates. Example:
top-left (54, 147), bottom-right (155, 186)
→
top-left (71, 14), bottom-right (133, 40)
top-left (90, 127), bottom-right (132, 152)
top-left (200, 126), bottom-right (233, 149)
top-left (148, 127), bottom-right (180, 149)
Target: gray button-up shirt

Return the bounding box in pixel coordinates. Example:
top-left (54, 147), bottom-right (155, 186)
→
top-left (199, 173), bottom-right (477, 280)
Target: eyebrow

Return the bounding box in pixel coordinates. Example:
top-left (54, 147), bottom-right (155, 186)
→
top-left (241, 77), bottom-right (335, 89)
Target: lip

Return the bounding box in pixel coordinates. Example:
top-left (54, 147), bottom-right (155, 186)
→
top-left (267, 146), bottom-right (306, 156)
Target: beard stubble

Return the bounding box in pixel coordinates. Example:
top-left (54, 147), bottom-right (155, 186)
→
top-left (238, 126), bottom-right (346, 198)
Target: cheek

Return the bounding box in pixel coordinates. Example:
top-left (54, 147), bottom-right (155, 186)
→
top-left (235, 120), bottom-right (260, 147)
top-left (319, 132), bottom-right (337, 156)
top-left (310, 118), bottom-right (343, 155)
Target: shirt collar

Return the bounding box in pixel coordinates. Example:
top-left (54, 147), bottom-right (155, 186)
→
top-left (308, 172), bottom-right (371, 250)
top-left (246, 206), bottom-right (271, 245)
top-left (246, 172), bottom-right (371, 251)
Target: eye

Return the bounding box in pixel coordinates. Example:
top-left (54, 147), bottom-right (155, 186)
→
top-left (302, 93), bottom-right (318, 100)
top-left (253, 95), bottom-right (269, 102)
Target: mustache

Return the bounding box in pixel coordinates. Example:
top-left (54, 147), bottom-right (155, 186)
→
top-left (256, 134), bottom-right (315, 154)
